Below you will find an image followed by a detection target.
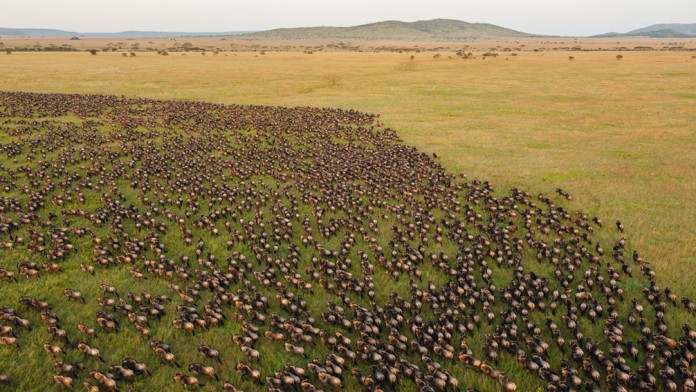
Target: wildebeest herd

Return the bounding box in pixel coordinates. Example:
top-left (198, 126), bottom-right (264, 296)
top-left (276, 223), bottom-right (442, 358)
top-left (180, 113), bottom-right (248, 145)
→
top-left (0, 91), bottom-right (693, 391)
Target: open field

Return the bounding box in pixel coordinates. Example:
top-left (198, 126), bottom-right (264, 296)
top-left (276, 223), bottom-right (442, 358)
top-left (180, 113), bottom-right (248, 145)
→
top-left (1, 35), bottom-right (696, 53)
top-left (0, 47), bottom-right (695, 392)
top-left (1, 48), bottom-right (694, 297)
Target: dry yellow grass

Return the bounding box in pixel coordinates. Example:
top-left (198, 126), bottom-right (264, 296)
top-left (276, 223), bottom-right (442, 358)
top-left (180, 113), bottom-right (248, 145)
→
top-left (1, 48), bottom-right (694, 295)
top-left (2, 35), bottom-right (695, 52)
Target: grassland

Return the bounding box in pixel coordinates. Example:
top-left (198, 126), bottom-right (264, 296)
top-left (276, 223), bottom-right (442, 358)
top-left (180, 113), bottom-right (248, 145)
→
top-left (1, 47), bottom-right (694, 299)
top-left (1, 35), bottom-right (695, 53)
top-left (0, 88), bottom-right (691, 391)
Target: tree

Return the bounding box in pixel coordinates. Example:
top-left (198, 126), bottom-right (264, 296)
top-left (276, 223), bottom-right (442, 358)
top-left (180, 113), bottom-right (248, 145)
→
top-left (88, 49), bottom-right (98, 55)
top-left (616, 54), bottom-right (623, 60)
top-left (5, 49), bottom-right (11, 55)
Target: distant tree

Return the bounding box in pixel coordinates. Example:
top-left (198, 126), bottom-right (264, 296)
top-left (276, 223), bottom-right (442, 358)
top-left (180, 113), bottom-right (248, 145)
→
top-left (70, 36), bottom-right (80, 40)
top-left (130, 52), bottom-right (136, 57)
top-left (5, 49), bottom-right (11, 55)
top-left (616, 54), bottom-right (623, 60)
top-left (181, 42), bottom-right (193, 51)
top-left (88, 49), bottom-right (98, 55)
top-left (433, 54), bottom-right (441, 59)
top-left (568, 56), bottom-right (574, 61)
top-left (409, 55), bottom-right (415, 61)
top-left (122, 52), bottom-right (128, 57)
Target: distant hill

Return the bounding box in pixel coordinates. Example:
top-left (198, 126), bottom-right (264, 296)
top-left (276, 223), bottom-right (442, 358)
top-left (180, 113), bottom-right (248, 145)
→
top-left (0, 28), bottom-right (79, 37)
top-left (0, 19), bottom-right (533, 40)
top-left (0, 28), bottom-right (248, 38)
top-left (595, 23), bottom-right (696, 38)
top-left (80, 31), bottom-right (250, 38)
top-left (628, 23), bottom-right (696, 36)
top-left (241, 19), bottom-right (535, 40)
top-left (3, 21), bottom-right (695, 40)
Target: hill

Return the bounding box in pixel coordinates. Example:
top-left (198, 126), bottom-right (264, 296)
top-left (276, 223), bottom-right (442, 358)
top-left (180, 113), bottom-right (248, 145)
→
top-left (0, 19), bottom-right (532, 40)
top-left (241, 18), bottom-right (535, 40)
top-left (0, 28), bottom-right (248, 38)
top-left (628, 23), bottom-right (696, 36)
top-left (595, 22), bottom-right (696, 38)
top-left (80, 31), bottom-right (250, 38)
top-left (0, 27), bottom-right (80, 37)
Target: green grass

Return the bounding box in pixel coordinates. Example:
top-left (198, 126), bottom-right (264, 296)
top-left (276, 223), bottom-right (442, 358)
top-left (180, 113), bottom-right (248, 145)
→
top-left (0, 52), bottom-right (696, 296)
top-left (2, 94), bottom-right (543, 391)
top-left (0, 90), bottom-right (689, 391)
top-left (0, 50), bottom-right (694, 390)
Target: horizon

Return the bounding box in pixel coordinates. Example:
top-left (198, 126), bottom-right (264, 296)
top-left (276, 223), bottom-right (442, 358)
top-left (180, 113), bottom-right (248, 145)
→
top-left (1, 0), bottom-right (695, 37)
top-left (1, 18), bottom-right (695, 38)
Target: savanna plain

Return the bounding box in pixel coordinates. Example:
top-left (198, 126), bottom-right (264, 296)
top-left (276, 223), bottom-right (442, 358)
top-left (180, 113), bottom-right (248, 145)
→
top-left (0, 38), bottom-right (695, 391)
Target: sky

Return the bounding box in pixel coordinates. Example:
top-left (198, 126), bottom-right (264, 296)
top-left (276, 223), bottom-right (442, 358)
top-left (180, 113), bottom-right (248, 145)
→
top-left (1, 0), bottom-right (695, 36)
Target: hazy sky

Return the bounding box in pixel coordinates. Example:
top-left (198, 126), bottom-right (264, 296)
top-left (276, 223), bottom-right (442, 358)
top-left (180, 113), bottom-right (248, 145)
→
top-left (1, 0), bottom-right (694, 36)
